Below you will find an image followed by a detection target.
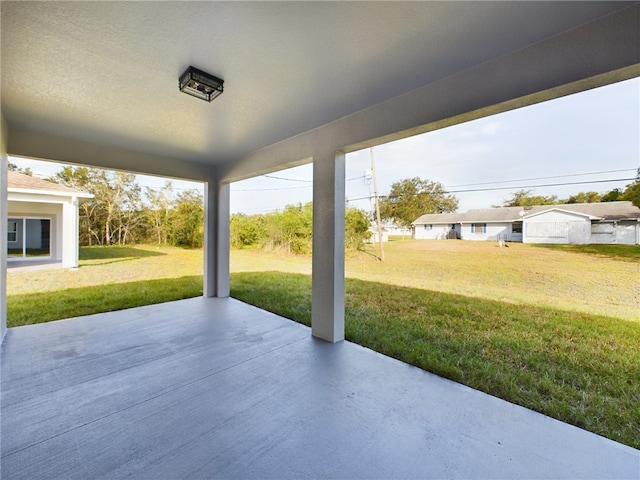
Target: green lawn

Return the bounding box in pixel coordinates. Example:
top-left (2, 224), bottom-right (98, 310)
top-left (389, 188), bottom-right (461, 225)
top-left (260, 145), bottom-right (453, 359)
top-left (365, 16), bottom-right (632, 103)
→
top-left (6, 241), bottom-right (640, 448)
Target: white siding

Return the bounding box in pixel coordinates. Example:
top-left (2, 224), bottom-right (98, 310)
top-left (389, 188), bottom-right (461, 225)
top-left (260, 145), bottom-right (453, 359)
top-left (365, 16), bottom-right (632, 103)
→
top-left (523, 210), bottom-right (590, 244)
top-left (614, 221), bottom-right (638, 245)
top-left (414, 224), bottom-right (453, 240)
top-left (590, 221), bottom-right (639, 245)
top-left (460, 223), bottom-right (512, 241)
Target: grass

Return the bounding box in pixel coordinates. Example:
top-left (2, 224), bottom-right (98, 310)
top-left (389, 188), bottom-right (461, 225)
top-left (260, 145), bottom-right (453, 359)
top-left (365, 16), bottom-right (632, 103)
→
top-left (532, 243), bottom-right (640, 262)
top-left (6, 241), bottom-right (640, 448)
top-left (8, 276), bottom-right (203, 327)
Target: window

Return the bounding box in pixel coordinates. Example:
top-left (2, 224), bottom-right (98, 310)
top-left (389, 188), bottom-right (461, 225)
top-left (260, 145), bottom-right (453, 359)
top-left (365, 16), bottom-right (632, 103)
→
top-left (7, 221), bottom-right (17, 242)
top-left (424, 224), bottom-right (432, 230)
top-left (511, 222), bottom-right (523, 234)
top-left (471, 223), bottom-right (486, 233)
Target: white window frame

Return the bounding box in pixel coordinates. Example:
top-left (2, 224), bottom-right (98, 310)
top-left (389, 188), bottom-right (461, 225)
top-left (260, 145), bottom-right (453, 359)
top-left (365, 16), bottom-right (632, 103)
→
top-left (7, 220), bottom-right (18, 243)
top-left (7, 216), bottom-right (53, 260)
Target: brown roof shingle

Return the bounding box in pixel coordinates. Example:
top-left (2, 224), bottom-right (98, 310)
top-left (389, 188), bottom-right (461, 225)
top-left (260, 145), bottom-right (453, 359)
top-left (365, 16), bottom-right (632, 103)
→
top-left (7, 171), bottom-right (91, 195)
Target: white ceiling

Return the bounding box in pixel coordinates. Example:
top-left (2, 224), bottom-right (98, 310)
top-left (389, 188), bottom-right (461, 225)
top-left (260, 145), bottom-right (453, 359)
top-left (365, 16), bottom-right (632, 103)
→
top-left (0, 1), bottom-right (634, 167)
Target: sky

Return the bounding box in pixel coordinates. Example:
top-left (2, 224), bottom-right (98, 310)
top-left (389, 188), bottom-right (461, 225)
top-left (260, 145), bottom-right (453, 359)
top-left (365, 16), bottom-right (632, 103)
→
top-left (10, 77), bottom-right (639, 216)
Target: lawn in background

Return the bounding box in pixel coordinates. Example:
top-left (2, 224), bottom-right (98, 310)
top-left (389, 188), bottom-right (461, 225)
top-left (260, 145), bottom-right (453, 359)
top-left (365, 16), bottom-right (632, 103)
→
top-left (6, 241), bottom-right (639, 448)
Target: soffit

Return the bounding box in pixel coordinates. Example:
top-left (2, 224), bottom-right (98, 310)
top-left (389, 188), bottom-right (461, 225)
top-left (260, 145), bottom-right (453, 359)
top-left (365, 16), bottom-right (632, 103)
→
top-left (0, 2), bottom-right (633, 166)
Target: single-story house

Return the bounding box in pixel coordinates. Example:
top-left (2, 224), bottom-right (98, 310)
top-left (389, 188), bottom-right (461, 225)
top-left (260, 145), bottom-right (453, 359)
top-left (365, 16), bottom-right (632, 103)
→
top-left (7, 171), bottom-right (93, 268)
top-left (412, 201), bottom-right (640, 245)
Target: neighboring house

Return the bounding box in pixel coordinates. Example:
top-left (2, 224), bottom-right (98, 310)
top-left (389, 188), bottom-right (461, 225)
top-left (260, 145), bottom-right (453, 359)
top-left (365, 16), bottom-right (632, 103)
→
top-left (412, 213), bottom-right (463, 241)
top-left (412, 202), bottom-right (640, 245)
top-left (366, 224), bottom-right (389, 243)
top-left (7, 171), bottom-right (93, 268)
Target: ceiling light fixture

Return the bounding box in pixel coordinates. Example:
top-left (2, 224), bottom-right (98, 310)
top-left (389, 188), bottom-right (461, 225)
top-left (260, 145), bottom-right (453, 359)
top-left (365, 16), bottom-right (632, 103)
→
top-left (179, 66), bottom-right (224, 102)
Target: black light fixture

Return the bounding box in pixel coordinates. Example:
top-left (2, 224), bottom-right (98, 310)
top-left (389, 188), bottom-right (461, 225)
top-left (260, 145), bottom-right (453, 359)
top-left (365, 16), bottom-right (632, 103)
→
top-left (179, 66), bottom-right (224, 102)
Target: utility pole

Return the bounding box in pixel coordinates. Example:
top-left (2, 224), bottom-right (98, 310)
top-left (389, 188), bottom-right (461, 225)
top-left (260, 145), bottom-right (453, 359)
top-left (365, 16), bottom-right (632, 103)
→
top-left (370, 147), bottom-right (384, 262)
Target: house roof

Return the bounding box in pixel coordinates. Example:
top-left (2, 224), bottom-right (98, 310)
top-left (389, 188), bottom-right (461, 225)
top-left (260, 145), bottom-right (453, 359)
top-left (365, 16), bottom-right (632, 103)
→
top-left (412, 202), bottom-right (640, 225)
top-left (412, 213), bottom-right (466, 225)
top-left (7, 171), bottom-right (93, 198)
top-left (1, 2), bottom-right (635, 176)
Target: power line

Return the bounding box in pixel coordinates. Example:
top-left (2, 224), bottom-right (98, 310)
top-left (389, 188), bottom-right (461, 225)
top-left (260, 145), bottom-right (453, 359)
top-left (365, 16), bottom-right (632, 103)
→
top-left (262, 174), bottom-right (312, 183)
top-left (260, 174), bottom-right (365, 183)
top-left (447, 177), bottom-right (635, 194)
top-left (445, 168), bottom-right (637, 188)
top-left (347, 177), bottom-right (635, 202)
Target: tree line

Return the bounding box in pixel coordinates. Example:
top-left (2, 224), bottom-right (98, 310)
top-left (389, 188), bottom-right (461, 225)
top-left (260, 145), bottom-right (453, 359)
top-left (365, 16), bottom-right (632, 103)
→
top-left (230, 203), bottom-right (371, 253)
top-left (54, 166), bottom-right (204, 248)
top-left (10, 162), bottom-right (372, 252)
top-left (11, 162), bottom-right (639, 250)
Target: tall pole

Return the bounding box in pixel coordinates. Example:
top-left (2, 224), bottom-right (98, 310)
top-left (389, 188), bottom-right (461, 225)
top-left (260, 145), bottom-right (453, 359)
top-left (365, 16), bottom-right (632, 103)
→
top-left (370, 147), bottom-right (384, 262)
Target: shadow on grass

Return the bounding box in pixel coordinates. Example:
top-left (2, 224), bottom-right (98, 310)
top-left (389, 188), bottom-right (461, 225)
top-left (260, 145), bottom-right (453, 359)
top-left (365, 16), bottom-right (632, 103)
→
top-left (531, 243), bottom-right (640, 262)
top-left (80, 246), bottom-right (168, 261)
top-left (7, 275), bottom-right (203, 328)
top-left (231, 271), bottom-right (640, 450)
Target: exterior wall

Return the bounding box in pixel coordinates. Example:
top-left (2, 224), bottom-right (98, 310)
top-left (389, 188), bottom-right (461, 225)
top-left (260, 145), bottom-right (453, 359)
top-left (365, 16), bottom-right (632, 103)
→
top-left (460, 223), bottom-right (513, 241)
top-left (414, 224), bottom-right (455, 240)
top-left (615, 221), bottom-right (639, 245)
top-left (523, 211), bottom-right (590, 244)
top-left (590, 221), bottom-right (639, 245)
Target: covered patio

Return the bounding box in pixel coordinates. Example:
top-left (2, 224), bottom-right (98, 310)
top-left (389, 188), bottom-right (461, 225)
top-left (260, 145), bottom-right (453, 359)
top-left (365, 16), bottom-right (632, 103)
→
top-left (3, 298), bottom-right (638, 479)
top-left (2, 2), bottom-right (640, 477)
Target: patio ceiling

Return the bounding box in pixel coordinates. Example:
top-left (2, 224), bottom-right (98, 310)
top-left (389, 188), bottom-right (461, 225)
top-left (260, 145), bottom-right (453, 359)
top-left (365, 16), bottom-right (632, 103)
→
top-left (1, 2), bottom-right (636, 174)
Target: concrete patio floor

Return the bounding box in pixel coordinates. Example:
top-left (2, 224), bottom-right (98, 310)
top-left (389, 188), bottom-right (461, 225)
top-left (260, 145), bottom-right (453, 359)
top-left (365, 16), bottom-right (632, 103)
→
top-left (1, 297), bottom-right (638, 479)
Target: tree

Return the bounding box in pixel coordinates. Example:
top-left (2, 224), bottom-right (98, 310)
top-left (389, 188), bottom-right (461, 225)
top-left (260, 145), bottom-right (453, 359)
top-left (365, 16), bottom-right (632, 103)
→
top-left (169, 189), bottom-right (204, 248)
top-left (55, 166), bottom-right (144, 246)
top-left (345, 207), bottom-right (371, 251)
top-left (273, 203), bottom-right (313, 254)
top-left (379, 177), bottom-right (458, 228)
top-left (8, 162), bottom-right (32, 176)
top-left (145, 181), bottom-right (174, 245)
top-left (230, 213), bottom-right (266, 248)
top-left (565, 191), bottom-right (601, 204)
top-left (498, 189), bottom-right (558, 207)
top-left (601, 188), bottom-right (623, 202)
top-left (621, 170), bottom-right (640, 207)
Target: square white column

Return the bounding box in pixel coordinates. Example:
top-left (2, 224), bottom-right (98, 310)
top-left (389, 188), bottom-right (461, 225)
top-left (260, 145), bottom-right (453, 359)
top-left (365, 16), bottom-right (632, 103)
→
top-left (204, 177), bottom-right (230, 298)
top-left (1, 117), bottom-right (7, 341)
top-left (312, 151), bottom-right (345, 342)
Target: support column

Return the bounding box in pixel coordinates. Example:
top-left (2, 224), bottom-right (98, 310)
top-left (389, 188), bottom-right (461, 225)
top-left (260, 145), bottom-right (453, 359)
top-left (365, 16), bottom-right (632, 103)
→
top-left (61, 198), bottom-right (79, 268)
top-left (1, 114), bottom-right (8, 341)
top-left (203, 176), bottom-right (230, 298)
top-left (312, 150), bottom-right (345, 342)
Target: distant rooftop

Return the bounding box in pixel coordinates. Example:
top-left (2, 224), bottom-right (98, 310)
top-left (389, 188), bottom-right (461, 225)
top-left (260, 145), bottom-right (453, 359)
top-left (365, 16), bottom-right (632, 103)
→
top-left (413, 201), bottom-right (640, 225)
top-left (7, 171), bottom-right (92, 197)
